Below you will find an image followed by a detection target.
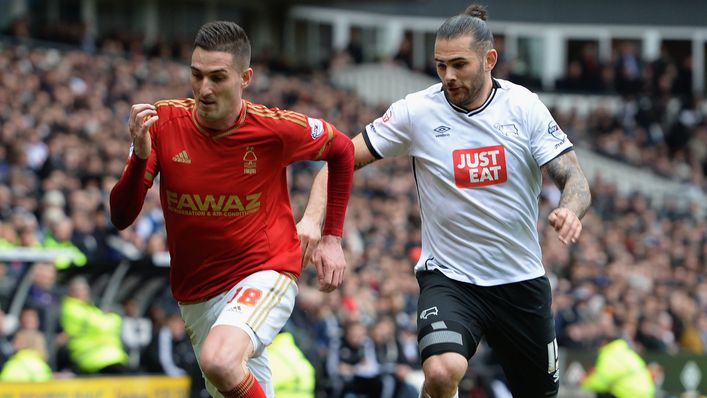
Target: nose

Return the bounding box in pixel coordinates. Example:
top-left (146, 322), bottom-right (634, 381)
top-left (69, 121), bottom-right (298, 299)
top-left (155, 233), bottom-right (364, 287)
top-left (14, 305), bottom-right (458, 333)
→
top-left (195, 77), bottom-right (214, 97)
top-left (443, 70), bottom-right (456, 85)
top-left (200, 81), bottom-right (213, 97)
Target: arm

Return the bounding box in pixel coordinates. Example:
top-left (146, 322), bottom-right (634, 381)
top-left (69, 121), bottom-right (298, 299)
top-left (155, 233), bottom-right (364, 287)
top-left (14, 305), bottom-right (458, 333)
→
top-left (308, 132), bottom-right (355, 292)
top-left (542, 150), bottom-right (591, 245)
top-left (109, 104), bottom-right (158, 230)
top-left (297, 133), bottom-right (378, 267)
top-left (297, 167), bottom-right (327, 268)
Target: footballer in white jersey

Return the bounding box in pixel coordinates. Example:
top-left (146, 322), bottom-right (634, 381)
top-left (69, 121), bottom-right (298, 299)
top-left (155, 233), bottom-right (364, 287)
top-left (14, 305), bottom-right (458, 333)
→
top-left (364, 78), bottom-right (573, 286)
top-left (299, 5), bottom-right (591, 398)
top-left (362, 78), bottom-right (578, 397)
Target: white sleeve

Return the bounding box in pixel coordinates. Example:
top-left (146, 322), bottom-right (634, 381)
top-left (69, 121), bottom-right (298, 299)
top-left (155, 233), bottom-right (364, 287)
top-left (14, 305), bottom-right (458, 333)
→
top-left (527, 95), bottom-right (573, 166)
top-left (363, 99), bottom-right (412, 158)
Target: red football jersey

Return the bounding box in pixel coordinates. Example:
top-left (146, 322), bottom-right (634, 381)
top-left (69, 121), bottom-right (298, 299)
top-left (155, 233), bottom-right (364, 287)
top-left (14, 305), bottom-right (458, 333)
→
top-left (137, 98), bottom-right (338, 302)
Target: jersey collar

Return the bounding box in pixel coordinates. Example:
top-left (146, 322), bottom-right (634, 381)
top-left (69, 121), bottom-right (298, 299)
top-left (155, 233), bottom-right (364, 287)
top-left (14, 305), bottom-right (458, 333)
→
top-left (445, 78), bottom-right (500, 117)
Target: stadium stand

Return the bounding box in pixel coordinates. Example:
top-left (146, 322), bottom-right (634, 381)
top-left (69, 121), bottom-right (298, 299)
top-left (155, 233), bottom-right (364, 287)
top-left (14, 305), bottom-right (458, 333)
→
top-left (0, 1), bottom-right (705, 397)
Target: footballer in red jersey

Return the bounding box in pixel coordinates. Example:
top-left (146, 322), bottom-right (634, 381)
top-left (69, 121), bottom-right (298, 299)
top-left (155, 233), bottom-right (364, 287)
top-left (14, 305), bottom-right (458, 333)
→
top-left (110, 21), bottom-right (353, 398)
top-left (114, 98), bottom-right (347, 303)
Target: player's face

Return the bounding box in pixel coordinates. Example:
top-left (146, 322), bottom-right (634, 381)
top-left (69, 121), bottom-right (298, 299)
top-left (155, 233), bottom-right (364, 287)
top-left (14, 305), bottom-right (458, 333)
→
top-left (434, 36), bottom-right (496, 110)
top-left (191, 47), bottom-right (252, 129)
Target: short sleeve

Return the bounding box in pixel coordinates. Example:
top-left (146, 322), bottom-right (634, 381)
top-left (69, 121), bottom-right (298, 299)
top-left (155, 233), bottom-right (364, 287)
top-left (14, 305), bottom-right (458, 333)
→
top-left (527, 95), bottom-right (573, 167)
top-left (363, 99), bottom-right (412, 158)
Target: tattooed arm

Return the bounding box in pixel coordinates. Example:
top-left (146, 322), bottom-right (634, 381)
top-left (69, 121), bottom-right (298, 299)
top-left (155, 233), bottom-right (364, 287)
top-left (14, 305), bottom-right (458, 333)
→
top-left (350, 133), bottom-right (379, 170)
top-left (298, 133), bottom-right (378, 265)
top-left (542, 150), bottom-right (591, 245)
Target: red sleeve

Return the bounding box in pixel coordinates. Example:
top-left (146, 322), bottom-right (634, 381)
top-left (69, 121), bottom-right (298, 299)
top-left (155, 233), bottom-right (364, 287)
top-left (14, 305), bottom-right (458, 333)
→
top-left (109, 154), bottom-right (150, 230)
top-left (319, 131), bottom-right (354, 237)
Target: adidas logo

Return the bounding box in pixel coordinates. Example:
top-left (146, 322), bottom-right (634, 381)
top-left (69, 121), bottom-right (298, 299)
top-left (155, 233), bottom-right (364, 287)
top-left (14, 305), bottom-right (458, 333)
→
top-left (172, 150), bottom-right (191, 164)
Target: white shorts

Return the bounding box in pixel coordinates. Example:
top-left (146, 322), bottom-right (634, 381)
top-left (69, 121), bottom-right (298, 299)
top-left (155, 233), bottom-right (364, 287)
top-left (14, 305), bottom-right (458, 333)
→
top-left (179, 270), bottom-right (298, 398)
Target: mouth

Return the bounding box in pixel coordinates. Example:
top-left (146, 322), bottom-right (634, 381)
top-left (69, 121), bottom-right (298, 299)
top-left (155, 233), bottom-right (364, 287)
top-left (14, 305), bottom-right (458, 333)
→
top-left (200, 99), bottom-right (216, 108)
top-left (446, 86), bottom-right (461, 94)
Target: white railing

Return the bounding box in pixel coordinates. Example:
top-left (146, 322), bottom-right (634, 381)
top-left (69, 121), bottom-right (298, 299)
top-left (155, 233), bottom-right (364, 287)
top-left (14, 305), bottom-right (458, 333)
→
top-left (331, 63), bottom-right (436, 106)
top-left (576, 147), bottom-right (706, 214)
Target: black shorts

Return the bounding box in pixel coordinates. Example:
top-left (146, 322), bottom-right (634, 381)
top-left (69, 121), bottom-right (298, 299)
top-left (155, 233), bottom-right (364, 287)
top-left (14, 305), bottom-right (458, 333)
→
top-left (416, 270), bottom-right (559, 398)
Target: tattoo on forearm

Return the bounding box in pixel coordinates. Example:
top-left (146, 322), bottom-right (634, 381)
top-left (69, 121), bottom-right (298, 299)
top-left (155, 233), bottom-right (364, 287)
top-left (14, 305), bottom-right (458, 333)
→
top-left (544, 154), bottom-right (591, 218)
top-left (354, 159), bottom-right (375, 170)
top-left (559, 177), bottom-right (591, 218)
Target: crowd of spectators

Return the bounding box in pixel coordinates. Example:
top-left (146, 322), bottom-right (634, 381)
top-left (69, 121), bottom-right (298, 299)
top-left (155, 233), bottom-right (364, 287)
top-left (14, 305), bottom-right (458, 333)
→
top-left (551, 43), bottom-right (707, 194)
top-left (0, 35), bottom-right (705, 398)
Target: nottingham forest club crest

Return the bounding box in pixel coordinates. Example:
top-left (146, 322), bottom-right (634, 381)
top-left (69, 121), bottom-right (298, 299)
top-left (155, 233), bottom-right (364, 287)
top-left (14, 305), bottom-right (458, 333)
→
top-left (243, 146), bottom-right (257, 174)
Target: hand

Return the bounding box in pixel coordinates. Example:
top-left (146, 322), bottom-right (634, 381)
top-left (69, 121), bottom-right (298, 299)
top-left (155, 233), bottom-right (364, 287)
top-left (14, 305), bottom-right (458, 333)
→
top-left (548, 207), bottom-right (582, 245)
top-left (312, 235), bottom-right (346, 292)
top-left (296, 216), bottom-right (321, 269)
top-left (129, 103), bottom-right (159, 159)
top-left (338, 363), bottom-right (353, 376)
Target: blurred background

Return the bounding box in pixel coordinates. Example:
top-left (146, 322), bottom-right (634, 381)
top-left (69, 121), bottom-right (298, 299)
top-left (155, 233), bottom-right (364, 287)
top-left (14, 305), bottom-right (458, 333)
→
top-left (0, 0), bottom-right (705, 397)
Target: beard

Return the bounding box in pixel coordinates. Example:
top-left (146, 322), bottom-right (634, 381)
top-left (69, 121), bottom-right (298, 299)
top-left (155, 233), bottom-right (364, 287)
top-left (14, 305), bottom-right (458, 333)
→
top-left (444, 64), bottom-right (486, 110)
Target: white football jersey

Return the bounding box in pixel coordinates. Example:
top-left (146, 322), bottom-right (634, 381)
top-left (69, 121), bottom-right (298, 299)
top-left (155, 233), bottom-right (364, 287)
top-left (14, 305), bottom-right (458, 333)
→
top-left (364, 79), bottom-right (573, 285)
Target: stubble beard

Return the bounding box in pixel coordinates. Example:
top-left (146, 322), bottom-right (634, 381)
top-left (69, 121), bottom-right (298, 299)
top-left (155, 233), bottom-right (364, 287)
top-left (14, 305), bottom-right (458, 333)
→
top-left (446, 66), bottom-right (486, 110)
top-left (450, 84), bottom-right (482, 110)
top-left (198, 104), bottom-right (220, 121)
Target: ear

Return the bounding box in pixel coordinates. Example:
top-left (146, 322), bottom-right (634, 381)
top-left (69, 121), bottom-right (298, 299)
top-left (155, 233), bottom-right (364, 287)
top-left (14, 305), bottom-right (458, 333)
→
top-left (241, 67), bottom-right (253, 89)
top-left (485, 49), bottom-right (498, 72)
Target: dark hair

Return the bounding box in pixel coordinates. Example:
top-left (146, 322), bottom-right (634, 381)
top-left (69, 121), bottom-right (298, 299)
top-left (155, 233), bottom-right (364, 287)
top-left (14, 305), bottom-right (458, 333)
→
top-left (436, 4), bottom-right (494, 53)
top-left (194, 21), bottom-right (251, 70)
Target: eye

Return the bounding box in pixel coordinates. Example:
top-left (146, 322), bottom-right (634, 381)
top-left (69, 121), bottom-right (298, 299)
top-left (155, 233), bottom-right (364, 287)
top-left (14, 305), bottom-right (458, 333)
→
top-left (211, 75), bottom-right (225, 82)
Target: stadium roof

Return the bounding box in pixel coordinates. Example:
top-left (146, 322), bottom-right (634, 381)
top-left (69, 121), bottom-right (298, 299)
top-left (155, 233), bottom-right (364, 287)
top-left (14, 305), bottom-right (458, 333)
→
top-left (322, 0), bottom-right (707, 27)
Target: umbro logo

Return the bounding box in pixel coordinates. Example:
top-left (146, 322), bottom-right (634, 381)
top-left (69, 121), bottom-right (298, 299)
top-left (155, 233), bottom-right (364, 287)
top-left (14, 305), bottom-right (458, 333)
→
top-left (433, 125), bottom-right (451, 137)
top-left (172, 150), bottom-right (191, 164)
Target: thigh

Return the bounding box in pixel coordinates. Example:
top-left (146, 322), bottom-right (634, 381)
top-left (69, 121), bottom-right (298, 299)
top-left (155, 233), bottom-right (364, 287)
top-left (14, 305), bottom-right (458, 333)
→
top-left (416, 270), bottom-right (485, 362)
top-left (181, 270), bottom-right (296, 398)
top-left (180, 292), bottom-right (227, 359)
top-left (180, 293), bottom-right (228, 398)
top-left (484, 276), bottom-right (559, 398)
top-left (214, 270), bottom-right (298, 356)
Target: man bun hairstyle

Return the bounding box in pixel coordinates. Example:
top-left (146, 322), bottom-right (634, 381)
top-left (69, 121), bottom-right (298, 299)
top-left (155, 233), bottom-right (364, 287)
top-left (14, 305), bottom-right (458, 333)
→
top-left (464, 4), bottom-right (488, 21)
top-left (437, 4), bottom-right (494, 53)
top-left (194, 21), bottom-right (251, 70)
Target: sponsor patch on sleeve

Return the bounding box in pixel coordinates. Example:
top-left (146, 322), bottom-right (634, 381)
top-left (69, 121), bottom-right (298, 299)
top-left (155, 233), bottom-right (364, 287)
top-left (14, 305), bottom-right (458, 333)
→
top-left (308, 117), bottom-right (324, 140)
top-left (547, 121), bottom-right (567, 148)
top-left (547, 121), bottom-right (566, 140)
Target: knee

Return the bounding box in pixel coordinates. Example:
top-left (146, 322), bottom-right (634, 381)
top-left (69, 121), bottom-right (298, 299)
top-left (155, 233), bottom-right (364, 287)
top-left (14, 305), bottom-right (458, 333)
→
top-left (423, 353), bottom-right (467, 394)
top-left (199, 334), bottom-right (249, 383)
top-left (199, 345), bottom-right (240, 381)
